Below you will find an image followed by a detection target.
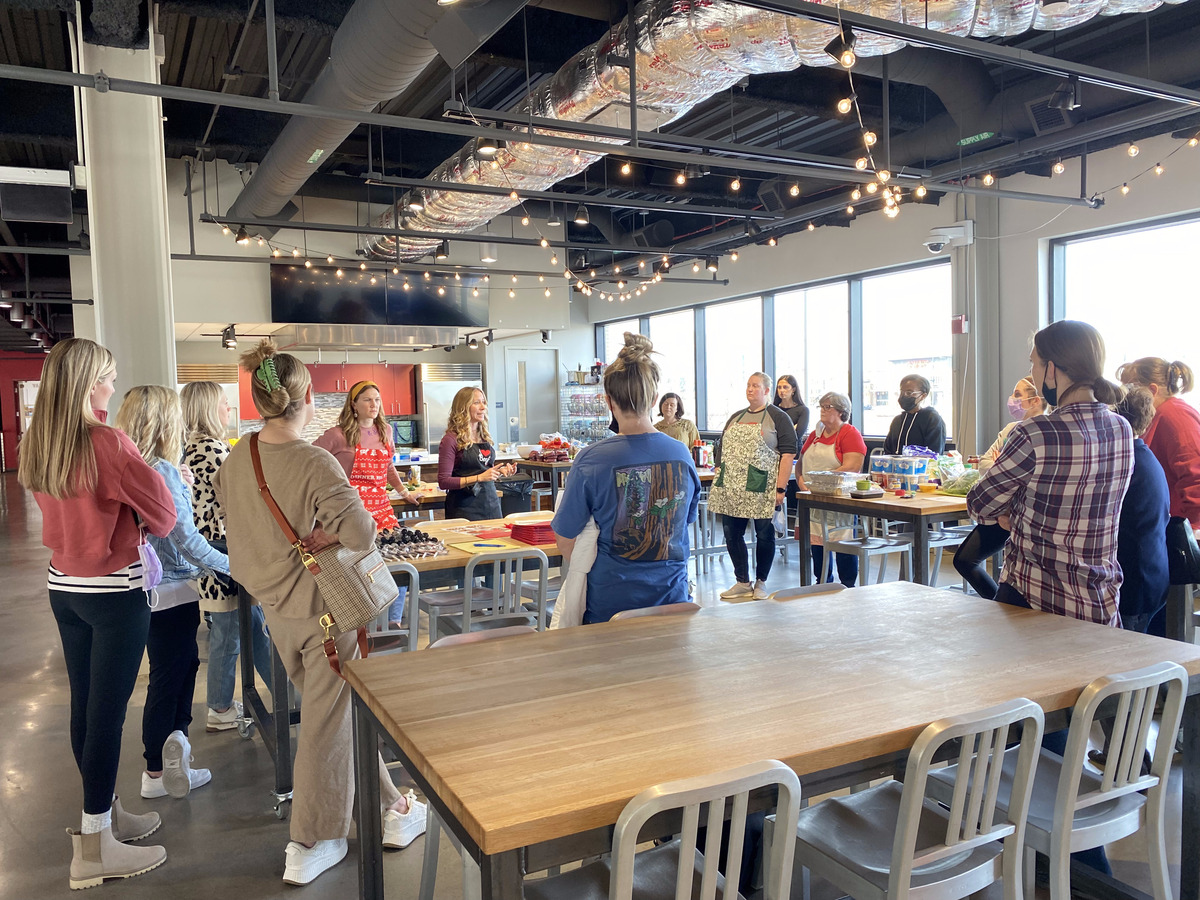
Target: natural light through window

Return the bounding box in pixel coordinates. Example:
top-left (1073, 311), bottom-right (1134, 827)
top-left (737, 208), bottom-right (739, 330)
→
top-left (775, 282), bottom-right (850, 414)
top-left (648, 310), bottom-right (697, 424)
top-left (705, 298), bottom-right (762, 430)
top-left (601, 318), bottom-right (639, 367)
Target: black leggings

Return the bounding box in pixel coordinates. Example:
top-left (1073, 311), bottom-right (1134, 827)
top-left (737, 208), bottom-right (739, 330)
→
top-left (50, 588), bottom-right (151, 815)
top-left (143, 600), bottom-right (201, 770)
top-left (952, 523), bottom-right (1009, 599)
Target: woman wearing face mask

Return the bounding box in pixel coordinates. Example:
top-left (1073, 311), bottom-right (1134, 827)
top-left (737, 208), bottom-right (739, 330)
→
top-left (882, 373), bottom-right (945, 455)
top-left (952, 377), bottom-right (1047, 598)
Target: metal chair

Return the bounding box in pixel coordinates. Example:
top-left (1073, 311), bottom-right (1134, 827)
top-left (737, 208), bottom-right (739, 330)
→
top-left (365, 562), bottom-right (419, 655)
top-left (419, 625), bottom-right (537, 900)
top-left (609, 601), bottom-right (702, 622)
top-left (524, 759), bottom-right (802, 900)
top-left (418, 548), bottom-right (549, 641)
top-left (793, 697), bottom-right (1045, 900)
top-left (926, 662), bottom-right (1187, 900)
top-left (819, 520), bottom-right (913, 585)
top-left (768, 583), bottom-right (846, 601)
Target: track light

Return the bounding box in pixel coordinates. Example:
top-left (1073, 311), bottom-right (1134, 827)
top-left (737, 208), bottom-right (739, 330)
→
top-left (235, 226), bottom-right (250, 245)
top-left (483, 330), bottom-right (494, 345)
top-left (406, 191), bottom-right (425, 212)
top-left (435, 240), bottom-right (450, 260)
top-left (824, 27), bottom-right (856, 68)
top-left (476, 137), bottom-right (503, 157)
top-left (468, 337), bottom-right (479, 349)
top-left (541, 330), bottom-right (551, 343)
top-left (1048, 76), bottom-right (1081, 111)
top-left (220, 324), bottom-right (237, 350)
top-left (479, 237), bottom-right (498, 263)
top-left (546, 204), bottom-right (562, 227)
top-left (573, 203), bottom-right (590, 226)
top-left (705, 257), bottom-right (719, 273)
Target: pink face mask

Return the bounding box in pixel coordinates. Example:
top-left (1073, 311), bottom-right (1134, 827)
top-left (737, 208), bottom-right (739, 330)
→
top-left (1007, 396), bottom-right (1027, 420)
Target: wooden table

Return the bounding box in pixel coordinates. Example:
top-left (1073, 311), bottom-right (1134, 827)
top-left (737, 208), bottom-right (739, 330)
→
top-left (345, 583), bottom-right (1200, 900)
top-left (385, 516), bottom-right (559, 577)
top-left (389, 481), bottom-right (445, 517)
top-left (796, 490), bottom-right (969, 585)
top-left (513, 458), bottom-right (573, 506)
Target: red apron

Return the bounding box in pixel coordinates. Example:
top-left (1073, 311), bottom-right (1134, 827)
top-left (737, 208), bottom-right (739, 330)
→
top-left (350, 444), bottom-right (400, 531)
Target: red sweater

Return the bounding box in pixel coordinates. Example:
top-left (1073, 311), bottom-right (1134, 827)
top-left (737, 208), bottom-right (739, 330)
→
top-left (1144, 396), bottom-right (1200, 530)
top-left (34, 426), bottom-right (177, 576)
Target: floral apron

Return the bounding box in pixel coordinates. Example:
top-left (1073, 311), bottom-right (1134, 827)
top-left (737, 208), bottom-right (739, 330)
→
top-left (708, 414), bottom-right (780, 520)
top-left (350, 444), bottom-right (400, 531)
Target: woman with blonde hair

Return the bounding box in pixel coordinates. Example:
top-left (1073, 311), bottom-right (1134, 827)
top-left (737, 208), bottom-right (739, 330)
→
top-left (1116, 357), bottom-right (1200, 534)
top-left (553, 333), bottom-right (700, 622)
top-left (214, 340), bottom-right (424, 886)
top-left (115, 386), bottom-right (230, 802)
top-left (437, 385), bottom-right (516, 520)
top-left (180, 381), bottom-right (272, 733)
top-left (20, 339), bottom-right (174, 889)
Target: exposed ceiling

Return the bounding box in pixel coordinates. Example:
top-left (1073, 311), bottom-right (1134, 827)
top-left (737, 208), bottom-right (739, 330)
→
top-left (2, 0), bottom-right (1200, 351)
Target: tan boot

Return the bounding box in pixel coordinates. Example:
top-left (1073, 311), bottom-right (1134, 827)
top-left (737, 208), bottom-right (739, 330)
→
top-left (68, 826), bottom-right (166, 890)
top-left (110, 795), bottom-right (160, 843)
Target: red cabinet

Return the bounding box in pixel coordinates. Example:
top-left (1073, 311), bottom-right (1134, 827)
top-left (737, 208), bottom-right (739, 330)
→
top-left (239, 361), bottom-right (416, 422)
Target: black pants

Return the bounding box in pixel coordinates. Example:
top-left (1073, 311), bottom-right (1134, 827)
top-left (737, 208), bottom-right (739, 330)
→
top-left (143, 600), bottom-right (200, 770)
top-left (811, 546), bottom-right (860, 586)
top-left (953, 523), bottom-right (1009, 599)
top-left (723, 515), bottom-right (776, 584)
top-left (50, 588), bottom-right (151, 814)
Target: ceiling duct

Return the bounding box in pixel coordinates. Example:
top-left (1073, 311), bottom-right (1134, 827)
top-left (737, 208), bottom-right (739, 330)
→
top-left (226, 0), bottom-right (447, 224)
top-left (362, 0), bottom-right (1186, 260)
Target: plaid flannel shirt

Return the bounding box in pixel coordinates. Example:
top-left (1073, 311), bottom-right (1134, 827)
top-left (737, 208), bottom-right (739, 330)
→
top-left (967, 402), bottom-right (1133, 625)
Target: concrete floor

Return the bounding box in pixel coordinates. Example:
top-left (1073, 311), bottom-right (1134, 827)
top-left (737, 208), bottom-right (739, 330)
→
top-left (0, 471), bottom-right (1185, 899)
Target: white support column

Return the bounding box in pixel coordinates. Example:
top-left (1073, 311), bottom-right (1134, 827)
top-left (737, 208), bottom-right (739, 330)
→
top-left (77, 37), bottom-right (176, 388)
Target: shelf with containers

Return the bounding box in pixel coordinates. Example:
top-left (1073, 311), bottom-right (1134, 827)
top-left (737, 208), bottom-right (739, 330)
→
top-left (560, 382), bottom-right (610, 444)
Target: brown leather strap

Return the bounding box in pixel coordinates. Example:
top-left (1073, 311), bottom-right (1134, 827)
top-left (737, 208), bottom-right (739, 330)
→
top-left (250, 432), bottom-right (322, 575)
top-left (322, 627), bottom-right (370, 679)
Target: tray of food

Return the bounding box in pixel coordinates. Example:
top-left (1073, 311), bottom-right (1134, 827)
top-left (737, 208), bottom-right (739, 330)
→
top-left (376, 526), bottom-right (447, 561)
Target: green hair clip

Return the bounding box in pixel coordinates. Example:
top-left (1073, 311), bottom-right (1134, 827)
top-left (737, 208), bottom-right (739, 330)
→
top-left (257, 357), bottom-right (281, 392)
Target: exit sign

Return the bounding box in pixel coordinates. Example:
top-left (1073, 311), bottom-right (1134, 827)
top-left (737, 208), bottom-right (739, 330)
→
top-left (956, 132), bottom-right (996, 147)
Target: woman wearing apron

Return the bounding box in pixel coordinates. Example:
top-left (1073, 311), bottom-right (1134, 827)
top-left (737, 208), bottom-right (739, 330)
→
top-left (708, 373), bottom-right (797, 600)
top-left (315, 381), bottom-right (420, 622)
top-left (795, 392), bottom-right (867, 586)
top-left (437, 387), bottom-right (517, 520)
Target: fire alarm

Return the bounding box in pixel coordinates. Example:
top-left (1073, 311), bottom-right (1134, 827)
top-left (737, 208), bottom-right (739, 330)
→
top-left (951, 314), bottom-right (969, 335)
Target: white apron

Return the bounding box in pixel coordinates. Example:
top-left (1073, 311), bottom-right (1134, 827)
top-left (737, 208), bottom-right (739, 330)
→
top-left (802, 433), bottom-right (855, 543)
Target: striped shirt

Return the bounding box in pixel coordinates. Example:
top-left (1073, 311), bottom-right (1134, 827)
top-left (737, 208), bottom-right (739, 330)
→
top-left (967, 402), bottom-right (1133, 625)
top-left (48, 561), bottom-right (145, 594)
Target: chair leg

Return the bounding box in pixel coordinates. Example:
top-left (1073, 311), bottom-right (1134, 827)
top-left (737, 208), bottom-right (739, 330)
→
top-left (1049, 846), bottom-right (1072, 900)
top-left (462, 850), bottom-right (482, 900)
top-left (418, 806), bottom-right (441, 900)
top-left (1145, 789), bottom-right (1172, 900)
top-left (1023, 846), bottom-right (1035, 900)
top-left (930, 547), bottom-right (943, 587)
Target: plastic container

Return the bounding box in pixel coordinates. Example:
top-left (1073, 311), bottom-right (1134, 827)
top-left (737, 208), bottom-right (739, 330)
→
top-left (806, 471), bottom-right (860, 496)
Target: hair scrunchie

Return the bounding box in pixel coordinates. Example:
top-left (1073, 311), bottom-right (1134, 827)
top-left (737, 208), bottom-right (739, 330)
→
top-left (257, 357), bottom-right (281, 393)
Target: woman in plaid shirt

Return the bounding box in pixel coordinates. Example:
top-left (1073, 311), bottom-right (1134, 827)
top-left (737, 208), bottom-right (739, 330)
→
top-left (967, 320), bottom-right (1133, 626)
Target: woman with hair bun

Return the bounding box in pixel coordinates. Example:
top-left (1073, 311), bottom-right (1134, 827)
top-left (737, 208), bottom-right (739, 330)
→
top-left (968, 320), bottom-right (1133, 625)
top-left (1116, 356), bottom-right (1200, 534)
top-left (215, 340), bottom-right (425, 886)
top-left (553, 333), bottom-right (701, 623)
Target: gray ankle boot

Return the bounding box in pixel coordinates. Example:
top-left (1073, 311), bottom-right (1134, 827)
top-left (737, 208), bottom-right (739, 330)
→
top-left (110, 795), bottom-right (161, 843)
top-left (68, 826), bottom-right (166, 890)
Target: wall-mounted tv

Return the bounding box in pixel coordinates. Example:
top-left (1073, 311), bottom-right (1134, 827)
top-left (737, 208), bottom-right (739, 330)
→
top-left (270, 265), bottom-right (489, 328)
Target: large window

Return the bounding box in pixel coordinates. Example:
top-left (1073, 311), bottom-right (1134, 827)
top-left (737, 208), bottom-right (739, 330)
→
top-left (704, 297), bottom-right (762, 430)
top-left (648, 309), bottom-right (696, 421)
top-left (774, 282), bottom-right (850, 410)
top-left (860, 264), bottom-right (954, 438)
top-left (600, 318), bottom-right (639, 365)
top-left (1055, 216), bottom-right (1200, 413)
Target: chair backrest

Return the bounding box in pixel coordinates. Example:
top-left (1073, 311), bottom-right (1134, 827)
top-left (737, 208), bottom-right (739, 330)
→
top-left (769, 583), bottom-right (846, 601)
top-left (888, 698), bottom-right (1045, 900)
top-left (439, 518), bottom-right (471, 525)
top-left (1057, 662), bottom-right (1187, 813)
top-left (367, 561), bottom-right (419, 654)
top-left (428, 624), bottom-right (536, 649)
top-left (608, 759), bottom-right (802, 900)
top-left (609, 601), bottom-right (702, 622)
top-left (463, 548), bottom-right (550, 632)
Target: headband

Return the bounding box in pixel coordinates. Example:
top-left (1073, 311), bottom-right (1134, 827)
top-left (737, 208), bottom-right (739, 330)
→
top-left (256, 357), bottom-right (281, 393)
top-left (349, 380), bottom-right (379, 402)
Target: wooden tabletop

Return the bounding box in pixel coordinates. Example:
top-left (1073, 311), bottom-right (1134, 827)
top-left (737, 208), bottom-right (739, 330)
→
top-left (389, 482), bottom-right (446, 508)
top-left (796, 489), bottom-right (968, 518)
top-left (385, 517), bottom-right (558, 575)
top-left (344, 582), bottom-right (1200, 855)
top-left (515, 458), bottom-right (575, 470)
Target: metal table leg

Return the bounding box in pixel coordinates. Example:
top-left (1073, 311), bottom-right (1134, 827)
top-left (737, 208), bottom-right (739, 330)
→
top-left (353, 695), bottom-right (385, 900)
top-left (798, 506), bottom-right (812, 586)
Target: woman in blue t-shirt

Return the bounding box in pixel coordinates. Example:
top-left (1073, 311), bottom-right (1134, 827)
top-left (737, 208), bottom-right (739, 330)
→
top-left (552, 332), bottom-right (701, 623)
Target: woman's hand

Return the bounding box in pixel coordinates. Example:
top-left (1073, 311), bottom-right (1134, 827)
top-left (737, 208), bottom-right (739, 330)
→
top-left (996, 514), bottom-right (1012, 531)
top-left (478, 466), bottom-right (502, 482)
top-left (301, 524), bottom-right (341, 555)
top-left (179, 463), bottom-right (196, 487)
top-left (403, 491), bottom-right (422, 506)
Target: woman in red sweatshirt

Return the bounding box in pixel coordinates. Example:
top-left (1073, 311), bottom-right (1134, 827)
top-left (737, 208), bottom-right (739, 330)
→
top-left (18, 339), bottom-right (176, 890)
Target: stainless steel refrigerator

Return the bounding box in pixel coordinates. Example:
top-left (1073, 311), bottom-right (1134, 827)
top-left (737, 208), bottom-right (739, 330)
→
top-left (417, 363), bottom-right (483, 452)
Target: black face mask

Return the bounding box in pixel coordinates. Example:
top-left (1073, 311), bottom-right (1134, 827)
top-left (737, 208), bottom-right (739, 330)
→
top-left (898, 395), bottom-right (919, 412)
top-left (1041, 378), bottom-right (1057, 407)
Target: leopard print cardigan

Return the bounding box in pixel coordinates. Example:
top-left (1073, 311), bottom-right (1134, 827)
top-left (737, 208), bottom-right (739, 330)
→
top-left (185, 437), bottom-right (237, 613)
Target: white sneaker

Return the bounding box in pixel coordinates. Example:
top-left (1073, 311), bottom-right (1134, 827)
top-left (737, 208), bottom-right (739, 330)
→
top-left (752, 580), bottom-right (770, 600)
top-left (159, 730), bottom-right (211, 798)
top-left (282, 838), bottom-right (348, 885)
top-left (206, 701), bottom-right (244, 733)
top-left (720, 582), bottom-right (753, 600)
top-left (383, 790), bottom-right (428, 850)
top-left (140, 766), bottom-right (212, 800)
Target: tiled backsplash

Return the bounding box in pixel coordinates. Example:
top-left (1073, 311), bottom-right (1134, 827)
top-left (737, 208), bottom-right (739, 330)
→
top-left (238, 392), bottom-right (397, 444)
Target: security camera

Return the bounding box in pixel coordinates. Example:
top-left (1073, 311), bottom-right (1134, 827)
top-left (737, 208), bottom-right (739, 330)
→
top-left (923, 221), bottom-right (975, 254)
top-left (541, 330), bottom-right (551, 343)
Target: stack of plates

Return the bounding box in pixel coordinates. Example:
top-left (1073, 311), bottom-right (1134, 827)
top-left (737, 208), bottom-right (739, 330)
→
top-left (510, 522), bottom-right (555, 546)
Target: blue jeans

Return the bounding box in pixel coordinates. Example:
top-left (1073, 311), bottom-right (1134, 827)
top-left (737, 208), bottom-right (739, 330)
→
top-left (206, 605), bottom-right (273, 711)
top-left (811, 546), bottom-right (859, 586)
top-left (722, 515), bottom-right (776, 584)
top-left (388, 586), bottom-right (407, 623)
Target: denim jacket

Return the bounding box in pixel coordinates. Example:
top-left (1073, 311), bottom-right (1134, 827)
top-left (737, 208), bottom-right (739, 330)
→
top-left (148, 458), bottom-right (230, 584)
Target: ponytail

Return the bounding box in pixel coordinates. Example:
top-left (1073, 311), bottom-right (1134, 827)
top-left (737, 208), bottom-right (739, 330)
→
top-left (1092, 378), bottom-right (1124, 406)
top-left (1167, 361), bottom-right (1194, 395)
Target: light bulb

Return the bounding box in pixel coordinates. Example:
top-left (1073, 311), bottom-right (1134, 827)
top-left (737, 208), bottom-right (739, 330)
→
top-left (1190, 136), bottom-right (1199, 147)
top-left (1121, 182), bottom-right (1130, 195)
top-left (424, 272), bottom-right (431, 280)
top-left (360, 262), bottom-right (367, 270)
top-left (538, 274), bottom-right (544, 282)
top-left (550, 254), bottom-right (558, 265)
top-left (837, 97), bottom-right (853, 115)
top-left (305, 259), bottom-right (312, 268)
top-left (521, 215), bottom-right (530, 226)
top-left (638, 260), bottom-right (645, 269)
top-left (850, 188), bottom-right (861, 201)
top-left (807, 222), bottom-right (815, 232)
top-left (472, 288), bottom-right (479, 297)
top-left (483, 275), bottom-right (490, 282)
top-left (291, 247), bottom-right (299, 256)
top-left (509, 190), bottom-right (519, 200)
top-left (863, 131), bottom-right (877, 147)
top-left (1127, 143), bottom-right (1140, 157)
top-left (589, 268), bottom-right (596, 277)
top-left (982, 173), bottom-right (995, 186)
top-left (540, 237), bottom-right (549, 248)
top-left (613, 264), bottom-right (621, 274)
top-left (620, 161), bottom-right (631, 175)
top-left (855, 157), bottom-right (868, 170)
top-left (617, 280), bottom-right (626, 289)
top-left (767, 236), bottom-right (777, 247)
top-left (221, 225), bottom-right (230, 236)
top-left (454, 272), bottom-right (461, 280)
top-left (789, 183), bottom-right (800, 197)
top-left (258, 238), bottom-right (265, 246)
top-left (272, 248), bottom-right (280, 257)
top-left (490, 160), bottom-right (499, 169)
top-left (884, 205), bottom-right (899, 218)
top-left (730, 177), bottom-right (741, 191)
top-left (336, 268), bottom-right (344, 277)
top-left (437, 286), bottom-right (445, 296)
top-left (370, 276), bottom-right (377, 285)
top-left (730, 250), bottom-right (739, 261)
top-left (675, 171), bottom-right (687, 185)
top-left (327, 255), bottom-right (334, 263)
top-left (692, 262), bottom-right (700, 272)
top-left (866, 182), bottom-right (878, 194)
top-left (846, 205), bottom-right (855, 215)
top-left (403, 281), bottom-right (411, 290)
top-left (839, 48), bottom-right (856, 68)
top-left (511, 274), bottom-right (518, 283)
top-left (545, 288), bottom-right (551, 297)
top-left (1154, 163), bottom-right (1164, 175)
top-left (563, 269), bottom-right (570, 278)
top-left (1052, 160), bottom-right (1065, 176)
top-left (508, 289), bottom-right (515, 298)
top-left (877, 170), bottom-right (891, 183)
top-left (392, 267), bottom-right (399, 274)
